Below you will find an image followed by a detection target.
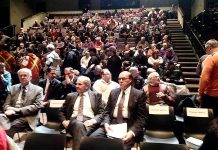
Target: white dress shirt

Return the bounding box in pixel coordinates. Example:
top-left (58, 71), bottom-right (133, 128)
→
top-left (93, 79), bottom-right (120, 104)
top-left (80, 56), bottom-right (91, 69)
top-left (71, 91), bottom-right (94, 119)
top-left (113, 86), bottom-right (131, 118)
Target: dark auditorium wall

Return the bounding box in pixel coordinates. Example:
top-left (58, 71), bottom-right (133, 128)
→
top-left (46, 0), bottom-right (79, 11)
top-left (178, 0), bottom-right (192, 20)
top-left (140, 0), bottom-right (178, 8)
top-left (191, 0), bottom-right (205, 19)
top-left (10, 0), bottom-right (34, 34)
top-left (45, 0), bottom-right (178, 11)
top-left (0, 0), bottom-right (10, 29)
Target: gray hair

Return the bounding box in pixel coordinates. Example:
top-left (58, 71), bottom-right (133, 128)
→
top-left (102, 68), bottom-right (111, 75)
top-left (205, 39), bottom-right (218, 49)
top-left (46, 43), bottom-right (55, 50)
top-left (129, 66), bottom-right (139, 73)
top-left (147, 72), bottom-right (159, 84)
top-left (147, 68), bottom-right (156, 74)
top-left (77, 76), bottom-right (91, 88)
top-left (18, 68), bottom-right (32, 76)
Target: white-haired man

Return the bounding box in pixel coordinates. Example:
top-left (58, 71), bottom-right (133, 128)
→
top-left (1, 68), bottom-right (43, 138)
top-left (143, 72), bottom-right (175, 105)
top-left (59, 75), bottom-right (104, 150)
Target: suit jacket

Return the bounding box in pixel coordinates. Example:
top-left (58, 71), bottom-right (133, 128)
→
top-left (102, 87), bottom-right (147, 136)
top-left (59, 90), bottom-right (104, 124)
top-left (38, 78), bottom-right (64, 100)
top-left (60, 76), bottom-right (77, 99)
top-left (3, 83), bottom-right (43, 129)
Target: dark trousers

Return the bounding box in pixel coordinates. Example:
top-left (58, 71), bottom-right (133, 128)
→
top-left (201, 94), bottom-right (218, 117)
top-left (67, 117), bottom-right (96, 150)
top-left (89, 118), bottom-right (135, 150)
top-left (6, 117), bottom-right (31, 138)
top-left (0, 90), bottom-right (7, 112)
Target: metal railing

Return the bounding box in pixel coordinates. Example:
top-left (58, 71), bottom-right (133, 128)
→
top-left (183, 21), bottom-right (205, 58)
top-left (0, 25), bottom-right (16, 37)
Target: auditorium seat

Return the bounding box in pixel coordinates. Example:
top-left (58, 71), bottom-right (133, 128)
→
top-left (144, 105), bottom-right (179, 144)
top-left (23, 133), bottom-right (66, 150)
top-left (183, 107), bottom-right (214, 140)
top-left (79, 137), bottom-right (124, 150)
top-left (140, 142), bottom-right (189, 150)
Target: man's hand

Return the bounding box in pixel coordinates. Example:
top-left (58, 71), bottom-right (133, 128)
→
top-left (83, 119), bottom-right (97, 127)
top-left (6, 107), bottom-right (21, 112)
top-left (5, 109), bottom-right (16, 116)
top-left (65, 75), bottom-right (70, 84)
top-left (104, 123), bottom-right (113, 133)
top-left (122, 131), bottom-right (134, 143)
top-left (62, 120), bottom-right (70, 129)
top-left (40, 102), bottom-right (49, 108)
top-left (156, 92), bottom-right (166, 99)
top-left (197, 95), bottom-right (202, 104)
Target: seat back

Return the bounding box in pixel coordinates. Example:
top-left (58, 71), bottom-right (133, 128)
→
top-left (79, 137), bottom-right (124, 150)
top-left (175, 94), bottom-right (197, 116)
top-left (46, 100), bottom-right (65, 122)
top-left (23, 133), bottom-right (66, 150)
top-left (183, 107), bottom-right (214, 135)
top-left (140, 142), bottom-right (189, 150)
top-left (41, 99), bottom-right (65, 129)
top-left (146, 105), bottom-right (175, 131)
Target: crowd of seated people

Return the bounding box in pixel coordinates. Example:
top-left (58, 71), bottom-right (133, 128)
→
top-left (0, 7), bottom-right (193, 150)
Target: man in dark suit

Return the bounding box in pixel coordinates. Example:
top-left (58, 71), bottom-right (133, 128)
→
top-left (60, 67), bottom-right (77, 99)
top-left (59, 75), bottom-right (104, 150)
top-left (90, 71), bottom-right (147, 150)
top-left (1, 68), bottom-right (43, 138)
top-left (38, 67), bottom-right (63, 101)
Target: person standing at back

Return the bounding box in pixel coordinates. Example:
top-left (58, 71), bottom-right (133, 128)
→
top-left (198, 39), bottom-right (218, 117)
top-left (196, 39), bottom-right (215, 76)
top-left (106, 46), bottom-right (122, 82)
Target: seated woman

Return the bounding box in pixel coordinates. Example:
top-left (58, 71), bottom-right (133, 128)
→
top-left (163, 49), bottom-right (178, 67)
top-left (143, 72), bottom-right (176, 105)
top-left (104, 36), bottom-right (116, 49)
top-left (148, 50), bottom-right (163, 67)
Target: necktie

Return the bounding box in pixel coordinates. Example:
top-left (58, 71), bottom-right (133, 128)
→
top-left (77, 94), bottom-right (84, 121)
top-left (44, 83), bottom-right (51, 101)
top-left (16, 86), bottom-right (26, 108)
top-left (117, 91), bottom-right (125, 124)
top-left (21, 86), bottom-right (26, 101)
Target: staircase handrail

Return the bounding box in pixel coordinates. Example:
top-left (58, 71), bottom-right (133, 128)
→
top-left (0, 24), bottom-right (16, 37)
top-left (184, 21), bottom-right (205, 58)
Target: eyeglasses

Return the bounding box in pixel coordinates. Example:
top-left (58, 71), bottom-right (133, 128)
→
top-left (118, 77), bottom-right (130, 81)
